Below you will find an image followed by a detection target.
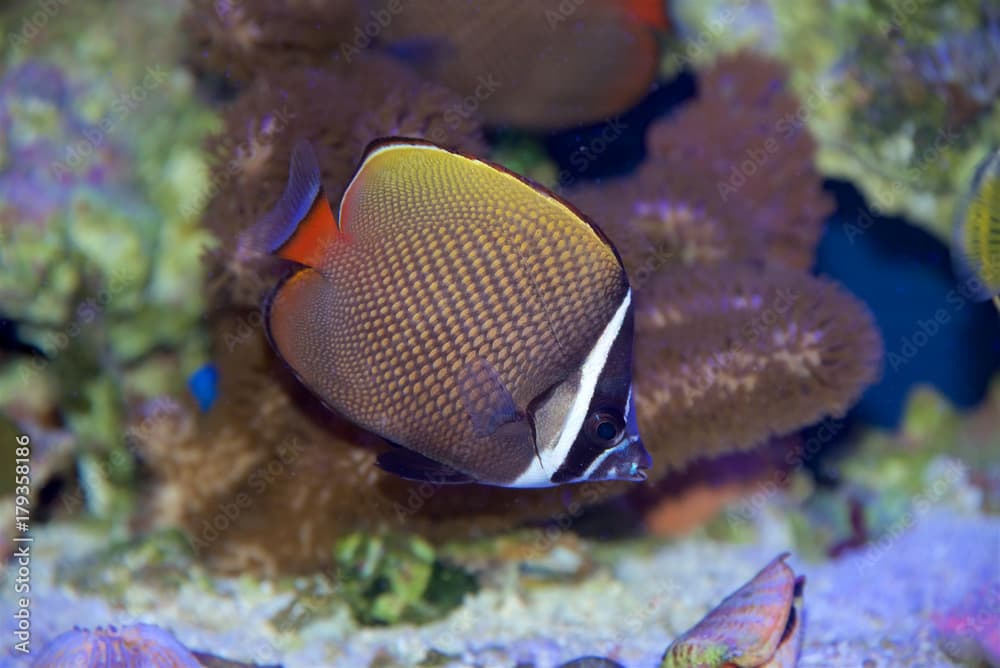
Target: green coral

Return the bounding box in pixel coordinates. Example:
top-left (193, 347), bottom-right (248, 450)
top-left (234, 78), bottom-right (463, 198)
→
top-left (489, 133), bottom-right (559, 189)
top-left (0, 1), bottom-right (218, 521)
top-left (54, 528), bottom-right (198, 606)
top-left (787, 383), bottom-right (992, 559)
top-left (664, 0), bottom-right (999, 238)
top-left (333, 531), bottom-right (478, 626)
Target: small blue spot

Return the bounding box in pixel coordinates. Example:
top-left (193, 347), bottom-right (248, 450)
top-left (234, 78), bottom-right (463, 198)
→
top-left (188, 363), bottom-right (219, 412)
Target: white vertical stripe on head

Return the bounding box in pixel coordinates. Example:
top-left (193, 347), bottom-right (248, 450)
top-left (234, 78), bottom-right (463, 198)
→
top-left (510, 288), bottom-right (632, 488)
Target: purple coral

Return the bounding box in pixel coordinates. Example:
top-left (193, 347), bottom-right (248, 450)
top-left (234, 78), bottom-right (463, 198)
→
top-left (32, 624), bottom-right (202, 667)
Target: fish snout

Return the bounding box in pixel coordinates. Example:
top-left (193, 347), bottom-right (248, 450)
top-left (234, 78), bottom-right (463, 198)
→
top-left (588, 436), bottom-right (652, 483)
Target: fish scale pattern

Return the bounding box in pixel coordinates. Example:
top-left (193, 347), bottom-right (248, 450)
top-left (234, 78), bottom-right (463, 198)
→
top-left (268, 144), bottom-right (628, 483)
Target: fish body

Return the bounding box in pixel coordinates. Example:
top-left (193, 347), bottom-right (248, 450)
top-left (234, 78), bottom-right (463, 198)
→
top-left (244, 138), bottom-right (651, 487)
top-left (953, 146), bottom-right (1000, 310)
top-left (187, 363), bottom-right (219, 412)
top-left (368, 0), bottom-right (667, 129)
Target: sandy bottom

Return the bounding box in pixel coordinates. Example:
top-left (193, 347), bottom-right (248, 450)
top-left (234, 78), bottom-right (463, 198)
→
top-left (2, 504), bottom-right (997, 667)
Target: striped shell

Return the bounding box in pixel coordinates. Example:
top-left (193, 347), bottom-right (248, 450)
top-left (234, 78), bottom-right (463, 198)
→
top-left (660, 553), bottom-right (805, 668)
top-left (32, 624), bottom-right (202, 668)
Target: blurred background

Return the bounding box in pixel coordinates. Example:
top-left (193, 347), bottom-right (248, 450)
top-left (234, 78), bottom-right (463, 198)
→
top-left (0, 1), bottom-right (998, 666)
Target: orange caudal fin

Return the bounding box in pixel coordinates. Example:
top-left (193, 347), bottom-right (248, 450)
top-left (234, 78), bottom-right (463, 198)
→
top-left (620, 0), bottom-right (670, 31)
top-left (236, 140), bottom-right (339, 267)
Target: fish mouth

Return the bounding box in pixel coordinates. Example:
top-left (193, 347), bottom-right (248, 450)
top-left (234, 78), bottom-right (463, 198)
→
top-left (588, 435), bottom-right (652, 483)
top-left (622, 444), bottom-right (651, 482)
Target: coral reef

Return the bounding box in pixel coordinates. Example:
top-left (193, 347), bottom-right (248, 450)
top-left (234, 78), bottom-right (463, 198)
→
top-left (0, 1), bottom-right (218, 518)
top-left (333, 530), bottom-right (477, 625)
top-left (201, 53), bottom-right (486, 311)
top-left (12, 504), bottom-right (994, 666)
top-left (128, 49), bottom-right (882, 575)
top-left (134, 317), bottom-right (619, 574)
top-left (663, 0), bottom-right (1000, 238)
top-left (571, 54), bottom-right (881, 481)
top-left (784, 379), bottom-right (998, 560)
top-left (183, 0), bottom-right (360, 83)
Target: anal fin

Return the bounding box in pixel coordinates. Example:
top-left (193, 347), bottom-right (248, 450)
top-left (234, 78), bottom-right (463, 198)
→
top-left (377, 448), bottom-right (476, 485)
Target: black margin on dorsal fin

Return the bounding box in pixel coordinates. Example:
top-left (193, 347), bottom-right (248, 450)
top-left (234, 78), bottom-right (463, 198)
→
top-left (354, 136), bottom-right (629, 277)
top-left (376, 449), bottom-right (476, 485)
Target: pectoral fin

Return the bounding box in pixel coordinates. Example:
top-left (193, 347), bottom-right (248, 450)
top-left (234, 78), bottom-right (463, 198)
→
top-left (457, 356), bottom-right (526, 437)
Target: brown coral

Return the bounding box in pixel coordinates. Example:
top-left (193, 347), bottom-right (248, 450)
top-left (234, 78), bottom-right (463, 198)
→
top-left (631, 264), bottom-right (881, 477)
top-left (183, 0), bottom-right (360, 83)
top-left (134, 45), bottom-right (882, 575)
top-left (641, 52), bottom-right (833, 272)
top-left (201, 53), bottom-right (486, 310)
top-left (136, 312), bottom-right (621, 574)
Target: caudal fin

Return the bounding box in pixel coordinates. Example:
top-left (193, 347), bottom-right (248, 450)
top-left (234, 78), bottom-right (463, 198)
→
top-left (620, 0), bottom-right (670, 30)
top-left (237, 140), bottom-right (338, 267)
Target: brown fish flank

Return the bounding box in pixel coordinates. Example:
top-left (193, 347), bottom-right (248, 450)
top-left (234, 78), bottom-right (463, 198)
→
top-left (255, 139), bottom-right (649, 486)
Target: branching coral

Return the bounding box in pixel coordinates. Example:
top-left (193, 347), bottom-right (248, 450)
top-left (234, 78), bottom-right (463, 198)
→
top-left (0, 1), bottom-right (217, 520)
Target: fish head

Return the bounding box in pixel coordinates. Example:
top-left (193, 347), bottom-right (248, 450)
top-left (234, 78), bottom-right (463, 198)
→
top-left (542, 291), bottom-right (652, 485)
top-left (576, 390), bottom-right (651, 482)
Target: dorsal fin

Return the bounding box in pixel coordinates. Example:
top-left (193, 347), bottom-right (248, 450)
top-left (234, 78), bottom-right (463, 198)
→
top-left (237, 140), bottom-right (338, 267)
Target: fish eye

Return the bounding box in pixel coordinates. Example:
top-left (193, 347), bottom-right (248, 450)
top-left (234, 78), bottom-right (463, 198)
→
top-left (587, 409), bottom-right (625, 445)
